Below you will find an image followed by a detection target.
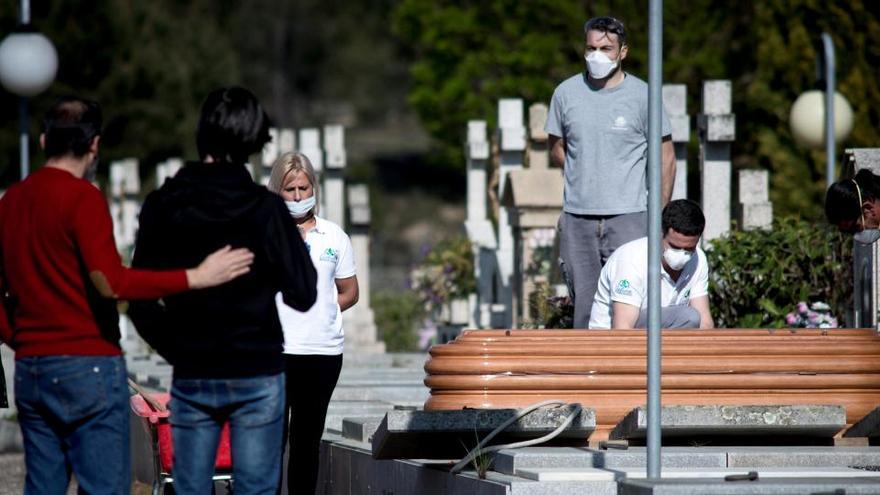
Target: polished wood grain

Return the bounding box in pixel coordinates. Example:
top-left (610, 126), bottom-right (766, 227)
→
top-left (423, 328), bottom-right (880, 433)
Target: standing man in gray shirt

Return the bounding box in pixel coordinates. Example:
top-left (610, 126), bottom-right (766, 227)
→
top-left (546, 16), bottom-right (676, 328)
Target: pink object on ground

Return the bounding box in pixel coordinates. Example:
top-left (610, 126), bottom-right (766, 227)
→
top-left (130, 392), bottom-right (233, 473)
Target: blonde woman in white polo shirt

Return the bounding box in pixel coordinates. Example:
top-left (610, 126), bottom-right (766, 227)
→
top-left (267, 152), bottom-right (358, 495)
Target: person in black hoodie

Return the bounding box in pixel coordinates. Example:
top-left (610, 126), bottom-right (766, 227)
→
top-left (129, 87), bottom-right (317, 495)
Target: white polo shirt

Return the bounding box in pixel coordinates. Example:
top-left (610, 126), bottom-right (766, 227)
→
top-left (588, 236), bottom-right (708, 329)
top-left (276, 216), bottom-right (356, 355)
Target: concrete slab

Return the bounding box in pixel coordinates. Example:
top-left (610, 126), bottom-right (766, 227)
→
top-left (616, 466), bottom-right (877, 479)
top-left (508, 480), bottom-right (618, 495)
top-left (611, 405), bottom-right (845, 441)
top-left (724, 446), bottom-right (880, 468)
top-left (342, 416), bottom-right (385, 443)
top-left (517, 468), bottom-right (616, 481)
top-left (330, 384), bottom-right (429, 403)
top-left (493, 447), bottom-right (728, 475)
top-left (618, 477), bottom-right (880, 494)
top-left (518, 466), bottom-right (876, 482)
top-left (372, 405), bottom-right (595, 460)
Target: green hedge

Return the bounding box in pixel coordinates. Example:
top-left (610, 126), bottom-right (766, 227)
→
top-left (373, 290), bottom-right (424, 352)
top-left (705, 218), bottom-right (853, 328)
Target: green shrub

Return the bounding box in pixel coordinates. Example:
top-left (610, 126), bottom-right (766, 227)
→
top-left (705, 218), bottom-right (853, 328)
top-left (373, 289), bottom-right (424, 352)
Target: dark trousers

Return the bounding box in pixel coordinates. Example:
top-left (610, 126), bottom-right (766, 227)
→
top-left (559, 211), bottom-right (648, 328)
top-left (282, 354), bottom-right (343, 495)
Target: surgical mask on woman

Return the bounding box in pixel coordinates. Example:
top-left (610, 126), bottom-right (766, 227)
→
top-left (663, 247), bottom-right (693, 271)
top-left (585, 51), bottom-right (619, 79)
top-left (285, 196), bottom-right (316, 219)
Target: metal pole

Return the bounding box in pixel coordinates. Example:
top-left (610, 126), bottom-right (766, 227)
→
top-left (19, 0), bottom-right (31, 180)
top-left (21, 0), bottom-right (30, 24)
top-left (647, 0), bottom-right (664, 480)
top-left (19, 99), bottom-right (29, 180)
top-left (821, 33), bottom-right (835, 187)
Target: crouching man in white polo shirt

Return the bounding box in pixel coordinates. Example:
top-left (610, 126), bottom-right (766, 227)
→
top-left (588, 199), bottom-right (714, 329)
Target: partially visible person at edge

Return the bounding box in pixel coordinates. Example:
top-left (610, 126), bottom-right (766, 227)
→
top-left (588, 199), bottom-right (714, 330)
top-left (128, 88), bottom-right (317, 494)
top-left (266, 151), bottom-right (359, 495)
top-left (826, 169), bottom-right (880, 245)
top-left (0, 96), bottom-right (254, 495)
top-left (545, 15), bottom-right (676, 328)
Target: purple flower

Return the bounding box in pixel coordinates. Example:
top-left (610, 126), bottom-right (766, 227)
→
top-left (785, 313), bottom-right (798, 326)
top-left (796, 302), bottom-right (809, 315)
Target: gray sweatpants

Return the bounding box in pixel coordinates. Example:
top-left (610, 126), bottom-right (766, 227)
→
top-left (559, 211), bottom-right (647, 329)
top-left (635, 305), bottom-right (701, 329)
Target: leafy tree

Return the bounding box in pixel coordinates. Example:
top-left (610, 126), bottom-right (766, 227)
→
top-left (392, 0), bottom-right (880, 218)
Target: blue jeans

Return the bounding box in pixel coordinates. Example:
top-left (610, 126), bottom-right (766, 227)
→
top-left (14, 355), bottom-right (129, 495)
top-left (170, 372), bottom-right (285, 495)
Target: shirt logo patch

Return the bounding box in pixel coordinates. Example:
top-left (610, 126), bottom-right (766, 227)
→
top-left (611, 116), bottom-right (628, 130)
top-left (615, 279), bottom-right (632, 296)
top-left (320, 247), bottom-right (338, 263)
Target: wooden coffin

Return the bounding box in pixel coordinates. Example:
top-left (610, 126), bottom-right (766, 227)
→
top-left (424, 329), bottom-right (880, 438)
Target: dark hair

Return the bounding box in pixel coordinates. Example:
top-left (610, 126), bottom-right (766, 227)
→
top-left (662, 199), bottom-right (705, 236)
top-left (826, 169), bottom-right (880, 224)
top-left (584, 16), bottom-right (627, 48)
top-left (42, 96), bottom-right (102, 159)
top-left (196, 87), bottom-right (272, 164)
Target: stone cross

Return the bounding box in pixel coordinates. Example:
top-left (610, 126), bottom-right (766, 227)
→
top-left (261, 127), bottom-right (280, 182)
top-left (341, 184), bottom-right (385, 353)
top-left (527, 103), bottom-right (549, 170)
top-left (495, 98), bottom-right (526, 328)
top-left (463, 120), bottom-right (497, 328)
top-left (499, 104), bottom-right (564, 326)
top-left (663, 84), bottom-right (690, 200)
top-left (155, 157), bottom-right (183, 187)
top-left (323, 125), bottom-right (346, 226)
top-left (698, 80), bottom-right (736, 246)
top-left (298, 128), bottom-right (325, 212)
top-left (736, 170), bottom-right (772, 230)
top-left (259, 127), bottom-right (296, 186)
top-left (108, 159), bottom-right (140, 250)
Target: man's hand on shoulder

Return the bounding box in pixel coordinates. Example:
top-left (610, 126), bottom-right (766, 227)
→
top-left (186, 245), bottom-right (255, 289)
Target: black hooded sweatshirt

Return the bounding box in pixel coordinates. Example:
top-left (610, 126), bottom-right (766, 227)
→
top-left (129, 161), bottom-right (317, 379)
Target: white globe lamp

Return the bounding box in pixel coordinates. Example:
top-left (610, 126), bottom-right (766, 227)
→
top-left (789, 90), bottom-right (854, 149)
top-left (0, 28), bottom-right (58, 97)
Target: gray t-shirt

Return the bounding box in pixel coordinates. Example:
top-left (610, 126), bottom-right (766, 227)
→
top-left (545, 72), bottom-right (672, 215)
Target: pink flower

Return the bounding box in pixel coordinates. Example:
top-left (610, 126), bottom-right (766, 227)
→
top-left (796, 302), bottom-right (809, 314)
top-left (785, 313), bottom-right (798, 326)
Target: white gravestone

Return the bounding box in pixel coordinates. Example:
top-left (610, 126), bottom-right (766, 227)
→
top-left (736, 169), bottom-right (773, 230)
top-left (698, 80), bottom-right (736, 246)
top-left (495, 99), bottom-right (526, 328)
top-left (342, 184), bottom-right (385, 353)
top-left (463, 120), bottom-right (497, 328)
top-left (323, 125), bottom-right (346, 227)
top-left (663, 84), bottom-right (690, 200)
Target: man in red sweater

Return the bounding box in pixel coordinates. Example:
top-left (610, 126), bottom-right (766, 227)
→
top-left (0, 96), bottom-right (254, 495)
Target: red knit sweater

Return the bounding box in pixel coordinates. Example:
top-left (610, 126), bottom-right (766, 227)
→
top-left (0, 166), bottom-right (188, 357)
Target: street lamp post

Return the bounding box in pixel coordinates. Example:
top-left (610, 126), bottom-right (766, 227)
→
top-left (789, 33), bottom-right (854, 187)
top-left (0, 0), bottom-right (59, 181)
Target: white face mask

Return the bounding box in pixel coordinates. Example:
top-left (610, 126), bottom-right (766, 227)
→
top-left (663, 247), bottom-right (693, 271)
top-left (285, 196), bottom-right (315, 219)
top-left (585, 51), bottom-right (619, 79)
